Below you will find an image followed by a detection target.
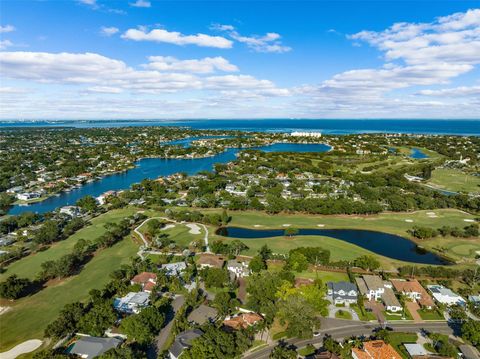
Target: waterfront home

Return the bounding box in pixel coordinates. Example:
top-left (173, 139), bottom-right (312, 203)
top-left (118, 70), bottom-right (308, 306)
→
top-left (69, 335), bottom-right (122, 358)
top-left (169, 329), bottom-right (203, 359)
top-left (223, 313), bottom-right (263, 331)
top-left (59, 205), bottom-right (82, 217)
top-left (356, 275), bottom-right (385, 301)
top-left (227, 260), bottom-right (250, 278)
top-left (327, 281), bottom-right (358, 306)
top-left (352, 340), bottom-right (402, 359)
top-left (16, 192), bottom-right (41, 201)
top-left (162, 262), bottom-right (187, 277)
top-left (391, 279), bottom-right (435, 309)
top-left (130, 272), bottom-right (157, 292)
top-left (113, 292), bottom-right (150, 314)
top-left (427, 285), bottom-right (465, 306)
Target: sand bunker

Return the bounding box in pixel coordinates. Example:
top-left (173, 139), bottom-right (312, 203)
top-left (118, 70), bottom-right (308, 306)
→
top-left (253, 224), bottom-right (263, 227)
top-left (317, 224), bottom-right (325, 227)
top-left (282, 224), bottom-right (291, 227)
top-left (464, 219), bottom-right (475, 222)
top-left (0, 340), bottom-right (43, 359)
top-left (161, 224), bottom-right (176, 231)
top-left (186, 223), bottom-right (201, 234)
top-left (405, 219), bottom-right (414, 223)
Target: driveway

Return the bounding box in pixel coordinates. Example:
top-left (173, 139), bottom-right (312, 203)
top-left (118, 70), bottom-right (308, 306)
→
top-left (155, 295), bottom-right (185, 353)
top-left (405, 301), bottom-right (423, 323)
top-left (365, 300), bottom-right (385, 324)
top-left (328, 304), bottom-right (360, 321)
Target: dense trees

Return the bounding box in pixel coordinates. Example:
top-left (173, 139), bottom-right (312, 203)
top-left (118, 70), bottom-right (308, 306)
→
top-left (201, 267), bottom-right (229, 288)
top-left (269, 343), bottom-right (297, 359)
top-left (277, 294), bottom-right (320, 338)
top-left (76, 195), bottom-right (98, 213)
top-left (0, 275), bottom-right (32, 299)
top-left (183, 325), bottom-right (252, 359)
top-left (461, 320), bottom-right (480, 348)
top-left (120, 307), bottom-right (165, 345)
top-left (354, 255), bottom-right (381, 271)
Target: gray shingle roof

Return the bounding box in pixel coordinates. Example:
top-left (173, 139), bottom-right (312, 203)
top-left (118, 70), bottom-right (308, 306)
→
top-left (69, 336), bottom-right (122, 358)
top-left (169, 329), bottom-right (203, 358)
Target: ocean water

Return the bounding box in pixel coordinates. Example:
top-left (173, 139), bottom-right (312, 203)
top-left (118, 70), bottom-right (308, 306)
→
top-left (1, 119), bottom-right (479, 136)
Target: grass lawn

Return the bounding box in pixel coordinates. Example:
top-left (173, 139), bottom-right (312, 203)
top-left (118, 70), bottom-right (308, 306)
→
top-left (388, 332), bottom-right (418, 359)
top-left (350, 304), bottom-right (376, 321)
top-left (267, 262), bottom-right (349, 282)
top-left (418, 309), bottom-right (444, 321)
top-left (297, 344), bottom-right (316, 357)
top-left (0, 207), bottom-right (138, 281)
top-left (0, 232), bottom-right (139, 351)
top-left (428, 168), bottom-right (480, 194)
top-left (335, 309), bottom-right (352, 320)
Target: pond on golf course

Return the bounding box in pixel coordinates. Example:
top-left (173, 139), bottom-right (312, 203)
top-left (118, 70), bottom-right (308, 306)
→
top-left (216, 226), bottom-right (448, 265)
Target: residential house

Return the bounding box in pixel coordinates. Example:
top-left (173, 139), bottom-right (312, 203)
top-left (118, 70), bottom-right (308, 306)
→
top-left (468, 295), bottom-right (480, 306)
top-left (352, 340), bottom-right (402, 359)
top-left (69, 336), bottom-right (122, 358)
top-left (131, 272), bottom-right (157, 292)
top-left (391, 279), bottom-right (435, 309)
top-left (327, 281), bottom-right (358, 306)
top-left (356, 275), bottom-right (385, 301)
top-left (226, 260), bottom-right (250, 278)
top-left (162, 262), bottom-right (187, 277)
top-left (356, 275), bottom-right (402, 312)
top-left (16, 192), bottom-right (41, 201)
top-left (59, 206), bottom-right (82, 217)
top-left (223, 313), bottom-right (263, 331)
top-left (427, 285), bottom-right (465, 306)
top-left (313, 351), bottom-right (340, 359)
top-left (404, 343), bottom-right (434, 358)
top-left (197, 255), bottom-right (225, 269)
top-left (382, 287), bottom-right (403, 313)
top-left (113, 292), bottom-right (150, 314)
top-left (169, 329), bottom-right (203, 359)
top-left (187, 305), bottom-right (218, 325)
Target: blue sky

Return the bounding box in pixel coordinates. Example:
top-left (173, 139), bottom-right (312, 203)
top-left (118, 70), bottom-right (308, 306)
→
top-left (0, 0), bottom-right (479, 119)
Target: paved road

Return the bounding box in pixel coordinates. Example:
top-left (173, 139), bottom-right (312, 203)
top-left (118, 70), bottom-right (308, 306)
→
top-left (243, 319), bottom-right (458, 359)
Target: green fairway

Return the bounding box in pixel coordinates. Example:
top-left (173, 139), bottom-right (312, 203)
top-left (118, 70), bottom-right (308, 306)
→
top-left (0, 207), bottom-right (138, 281)
top-left (427, 168), bottom-right (480, 193)
top-left (0, 234), bottom-right (138, 351)
top-left (210, 209), bottom-right (478, 265)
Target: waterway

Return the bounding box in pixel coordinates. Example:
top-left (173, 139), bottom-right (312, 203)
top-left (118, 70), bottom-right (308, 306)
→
top-left (216, 227), bottom-right (448, 265)
top-left (8, 141), bottom-right (330, 215)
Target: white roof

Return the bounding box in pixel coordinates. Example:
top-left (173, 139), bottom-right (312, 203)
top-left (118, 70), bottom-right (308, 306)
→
top-left (404, 343), bottom-right (430, 357)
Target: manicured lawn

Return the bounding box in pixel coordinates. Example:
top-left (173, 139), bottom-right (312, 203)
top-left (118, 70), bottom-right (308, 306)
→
top-left (0, 235), bottom-right (138, 351)
top-left (428, 168), bottom-right (480, 194)
top-left (0, 207), bottom-right (138, 281)
top-left (297, 345), bottom-right (316, 356)
top-left (335, 309), bottom-right (352, 320)
top-left (388, 332), bottom-right (418, 359)
top-left (418, 308), bottom-right (445, 321)
top-left (296, 270), bottom-right (349, 283)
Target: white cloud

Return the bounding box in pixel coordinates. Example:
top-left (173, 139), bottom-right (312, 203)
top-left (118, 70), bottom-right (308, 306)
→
top-left (78, 0), bottom-right (97, 6)
top-left (144, 56), bottom-right (238, 73)
top-left (86, 86), bottom-right (123, 94)
top-left (417, 86), bottom-right (480, 97)
top-left (100, 26), bottom-right (119, 36)
top-left (0, 86), bottom-right (29, 94)
top-left (0, 25), bottom-right (15, 33)
top-left (349, 9), bottom-right (480, 66)
top-left (121, 28), bottom-right (233, 48)
top-left (0, 51), bottom-right (286, 96)
top-left (0, 40), bottom-right (13, 50)
top-left (213, 24), bottom-right (291, 53)
top-left (130, 0), bottom-right (151, 7)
